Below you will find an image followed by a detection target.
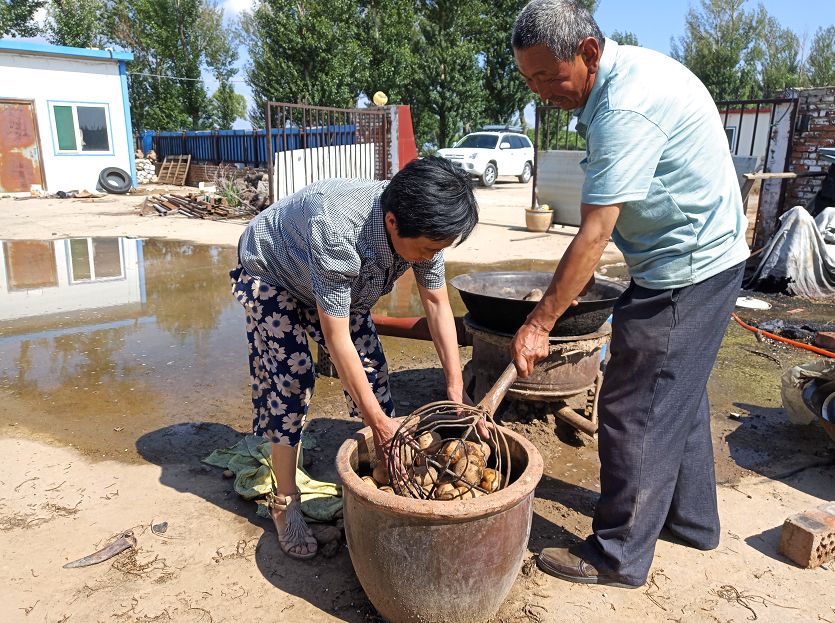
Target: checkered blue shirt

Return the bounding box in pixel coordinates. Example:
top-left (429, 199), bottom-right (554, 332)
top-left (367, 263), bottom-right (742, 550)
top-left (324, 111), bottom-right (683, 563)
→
top-left (238, 179), bottom-right (446, 317)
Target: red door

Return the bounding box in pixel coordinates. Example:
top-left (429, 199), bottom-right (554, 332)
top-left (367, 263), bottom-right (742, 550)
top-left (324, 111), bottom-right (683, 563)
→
top-left (0, 99), bottom-right (45, 193)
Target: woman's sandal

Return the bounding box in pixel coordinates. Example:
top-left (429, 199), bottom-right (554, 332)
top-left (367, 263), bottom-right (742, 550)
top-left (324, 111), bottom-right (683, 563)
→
top-left (267, 490), bottom-right (318, 560)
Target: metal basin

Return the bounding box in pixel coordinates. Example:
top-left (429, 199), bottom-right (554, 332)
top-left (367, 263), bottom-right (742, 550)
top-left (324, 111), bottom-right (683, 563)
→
top-left (450, 271), bottom-right (626, 336)
top-left (335, 423), bottom-right (543, 623)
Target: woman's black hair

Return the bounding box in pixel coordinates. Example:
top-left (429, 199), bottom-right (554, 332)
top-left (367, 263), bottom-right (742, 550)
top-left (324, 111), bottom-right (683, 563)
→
top-left (380, 156), bottom-right (479, 245)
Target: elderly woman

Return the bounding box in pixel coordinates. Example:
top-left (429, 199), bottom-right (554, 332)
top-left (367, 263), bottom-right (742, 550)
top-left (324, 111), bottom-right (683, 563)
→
top-left (230, 157), bottom-right (478, 559)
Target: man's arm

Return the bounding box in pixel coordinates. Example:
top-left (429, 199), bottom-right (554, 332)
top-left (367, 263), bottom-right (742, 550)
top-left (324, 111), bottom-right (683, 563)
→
top-left (317, 308), bottom-right (400, 461)
top-left (511, 202), bottom-right (621, 377)
top-left (418, 283), bottom-right (471, 404)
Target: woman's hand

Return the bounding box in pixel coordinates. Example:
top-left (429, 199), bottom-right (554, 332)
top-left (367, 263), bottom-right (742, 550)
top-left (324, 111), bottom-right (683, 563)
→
top-left (367, 412), bottom-right (400, 466)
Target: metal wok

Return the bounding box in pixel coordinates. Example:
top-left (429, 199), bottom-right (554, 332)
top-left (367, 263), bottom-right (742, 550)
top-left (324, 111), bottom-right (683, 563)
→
top-left (450, 271), bottom-right (627, 337)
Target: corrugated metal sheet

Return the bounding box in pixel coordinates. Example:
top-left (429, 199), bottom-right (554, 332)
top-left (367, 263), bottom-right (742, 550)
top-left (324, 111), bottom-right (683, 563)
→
top-left (536, 150), bottom-right (585, 227)
top-left (0, 100), bottom-right (44, 193)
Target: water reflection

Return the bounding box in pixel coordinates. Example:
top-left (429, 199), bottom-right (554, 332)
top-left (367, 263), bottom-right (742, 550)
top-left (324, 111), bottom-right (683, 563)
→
top-left (0, 237), bottom-right (557, 460)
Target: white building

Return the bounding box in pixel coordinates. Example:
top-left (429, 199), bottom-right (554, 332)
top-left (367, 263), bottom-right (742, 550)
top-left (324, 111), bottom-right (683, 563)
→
top-left (0, 40), bottom-right (136, 194)
top-left (0, 237), bottom-right (145, 321)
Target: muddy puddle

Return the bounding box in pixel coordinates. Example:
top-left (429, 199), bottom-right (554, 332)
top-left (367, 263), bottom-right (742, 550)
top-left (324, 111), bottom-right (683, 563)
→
top-left (0, 238), bottom-right (571, 463)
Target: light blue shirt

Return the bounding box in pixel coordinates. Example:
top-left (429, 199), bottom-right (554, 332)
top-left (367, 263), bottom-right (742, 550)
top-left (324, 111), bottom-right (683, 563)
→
top-left (574, 39), bottom-right (750, 289)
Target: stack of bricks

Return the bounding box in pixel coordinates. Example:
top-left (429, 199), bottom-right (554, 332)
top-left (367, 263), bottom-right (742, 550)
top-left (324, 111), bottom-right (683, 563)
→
top-left (784, 86), bottom-right (835, 211)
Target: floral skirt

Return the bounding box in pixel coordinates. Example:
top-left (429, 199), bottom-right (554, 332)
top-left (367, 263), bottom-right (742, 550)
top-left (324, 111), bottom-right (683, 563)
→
top-left (230, 264), bottom-right (395, 447)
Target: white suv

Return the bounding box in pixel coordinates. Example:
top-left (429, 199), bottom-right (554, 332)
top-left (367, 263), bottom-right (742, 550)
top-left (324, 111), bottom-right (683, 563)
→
top-left (437, 127), bottom-right (534, 187)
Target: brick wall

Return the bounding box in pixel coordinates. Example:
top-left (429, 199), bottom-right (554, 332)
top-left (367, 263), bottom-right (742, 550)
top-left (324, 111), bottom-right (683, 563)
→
top-left (784, 86), bottom-right (835, 210)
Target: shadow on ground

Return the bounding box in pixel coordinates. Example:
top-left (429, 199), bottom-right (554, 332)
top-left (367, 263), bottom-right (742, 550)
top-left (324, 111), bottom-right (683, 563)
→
top-left (724, 401), bottom-right (834, 499)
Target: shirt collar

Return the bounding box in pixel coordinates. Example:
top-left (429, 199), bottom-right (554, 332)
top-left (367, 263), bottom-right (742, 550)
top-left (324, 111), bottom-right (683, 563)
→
top-left (575, 37), bottom-right (618, 132)
top-left (370, 194), bottom-right (396, 267)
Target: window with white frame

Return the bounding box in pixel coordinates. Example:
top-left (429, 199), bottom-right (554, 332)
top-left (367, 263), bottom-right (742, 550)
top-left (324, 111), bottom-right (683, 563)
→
top-left (67, 238), bottom-right (124, 283)
top-left (50, 103), bottom-right (112, 153)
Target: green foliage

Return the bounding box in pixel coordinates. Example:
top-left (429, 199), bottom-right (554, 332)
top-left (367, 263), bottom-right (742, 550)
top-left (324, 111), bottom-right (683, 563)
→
top-left (45, 0), bottom-right (103, 47)
top-left (806, 26), bottom-right (835, 88)
top-left (358, 0), bottom-right (419, 106)
top-left (243, 0), bottom-right (368, 124)
top-left (754, 11), bottom-right (802, 97)
top-left (207, 83), bottom-right (247, 129)
top-left (480, 0), bottom-right (532, 128)
top-left (609, 30), bottom-right (639, 46)
top-left (671, 0), bottom-right (761, 101)
top-left (407, 1), bottom-right (485, 151)
top-left (0, 0), bottom-right (44, 37)
top-left (106, 0), bottom-right (238, 131)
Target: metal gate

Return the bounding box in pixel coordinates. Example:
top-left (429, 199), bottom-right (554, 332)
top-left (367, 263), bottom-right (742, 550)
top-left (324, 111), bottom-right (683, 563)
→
top-left (265, 102), bottom-right (389, 204)
top-left (0, 99), bottom-right (45, 193)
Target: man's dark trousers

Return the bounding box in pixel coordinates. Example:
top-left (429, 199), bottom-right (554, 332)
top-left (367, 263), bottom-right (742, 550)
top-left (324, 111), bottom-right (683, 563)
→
top-left (578, 262), bottom-right (745, 586)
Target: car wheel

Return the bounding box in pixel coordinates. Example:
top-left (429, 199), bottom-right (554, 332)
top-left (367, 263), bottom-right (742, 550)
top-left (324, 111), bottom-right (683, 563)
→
top-left (518, 162), bottom-right (532, 184)
top-left (481, 163), bottom-right (497, 187)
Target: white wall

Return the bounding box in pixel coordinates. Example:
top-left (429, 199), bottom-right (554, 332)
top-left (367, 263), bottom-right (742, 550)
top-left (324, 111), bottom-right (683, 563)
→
top-left (273, 143), bottom-right (378, 200)
top-left (0, 238), bottom-right (143, 321)
top-left (0, 52), bottom-right (132, 193)
top-left (723, 110), bottom-right (772, 159)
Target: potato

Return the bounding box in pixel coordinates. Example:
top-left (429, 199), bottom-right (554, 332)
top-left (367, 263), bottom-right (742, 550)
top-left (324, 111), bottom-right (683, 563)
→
top-left (479, 441), bottom-right (492, 461)
top-left (378, 486), bottom-right (394, 494)
top-left (399, 443), bottom-right (415, 468)
top-left (415, 430), bottom-right (441, 451)
top-left (481, 468), bottom-right (501, 492)
top-left (455, 485), bottom-right (476, 500)
top-left (439, 440), bottom-right (464, 465)
top-left (412, 464), bottom-right (438, 488)
top-left (361, 475), bottom-right (378, 488)
top-left (451, 459), bottom-right (483, 487)
top-left (434, 483), bottom-right (457, 500)
top-left (372, 463), bottom-right (390, 486)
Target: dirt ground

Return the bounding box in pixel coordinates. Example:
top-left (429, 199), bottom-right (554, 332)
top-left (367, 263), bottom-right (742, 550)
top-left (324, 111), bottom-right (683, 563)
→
top-left (1, 183), bottom-right (833, 623)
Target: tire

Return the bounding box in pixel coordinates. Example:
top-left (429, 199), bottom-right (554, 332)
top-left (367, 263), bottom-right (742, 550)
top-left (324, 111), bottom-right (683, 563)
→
top-left (98, 167), bottom-right (132, 194)
top-left (480, 162), bottom-right (497, 187)
top-left (518, 161), bottom-right (532, 184)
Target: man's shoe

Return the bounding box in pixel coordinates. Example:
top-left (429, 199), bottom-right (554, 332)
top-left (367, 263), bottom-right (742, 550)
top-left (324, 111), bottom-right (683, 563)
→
top-left (536, 547), bottom-right (641, 589)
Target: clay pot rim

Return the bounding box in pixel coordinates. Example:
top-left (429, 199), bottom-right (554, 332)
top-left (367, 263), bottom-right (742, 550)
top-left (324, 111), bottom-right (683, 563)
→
top-left (335, 422), bottom-right (544, 521)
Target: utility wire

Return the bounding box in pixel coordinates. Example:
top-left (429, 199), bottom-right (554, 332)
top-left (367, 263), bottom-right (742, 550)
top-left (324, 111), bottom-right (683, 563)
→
top-left (127, 70), bottom-right (249, 84)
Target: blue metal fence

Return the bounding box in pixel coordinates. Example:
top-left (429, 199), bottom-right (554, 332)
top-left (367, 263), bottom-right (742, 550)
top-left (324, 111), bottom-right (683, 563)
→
top-left (140, 125), bottom-right (359, 167)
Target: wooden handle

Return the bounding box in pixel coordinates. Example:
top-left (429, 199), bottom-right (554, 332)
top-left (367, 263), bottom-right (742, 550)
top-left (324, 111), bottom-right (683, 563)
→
top-left (476, 363), bottom-right (518, 416)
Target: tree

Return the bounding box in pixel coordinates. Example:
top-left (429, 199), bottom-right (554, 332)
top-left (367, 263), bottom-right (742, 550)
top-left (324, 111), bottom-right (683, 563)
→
top-left (671, 0), bottom-right (761, 101)
top-left (754, 11), bottom-right (803, 97)
top-left (358, 0), bottom-right (419, 107)
top-left (406, 1), bottom-right (485, 151)
top-left (243, 0), bottom-right (368, 125)
top-left (45, 0), bottom-right (103, 48)
top-left (0, 0), bottom-right (44, 37)
top-left (105, 0), bottom-right (238, 131)
top-left (805, 26), bottom-right (835, 87)
top-left (609, 30), bottom-right (639, 46)
top-left (207, 83), bottom-right (246, 128)
top-left (480, 0), bottom-right (531, 127)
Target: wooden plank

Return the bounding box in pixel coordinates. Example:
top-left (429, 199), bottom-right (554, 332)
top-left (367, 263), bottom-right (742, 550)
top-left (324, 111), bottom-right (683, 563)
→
top-left (744, 172), bottom-right (798, 180)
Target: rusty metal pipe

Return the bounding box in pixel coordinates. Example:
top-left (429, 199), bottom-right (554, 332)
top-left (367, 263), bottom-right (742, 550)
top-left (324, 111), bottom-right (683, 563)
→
top-left (555, 404), bottom-right (597, 437)
top-left (371, 314), bottom-right (471, 346)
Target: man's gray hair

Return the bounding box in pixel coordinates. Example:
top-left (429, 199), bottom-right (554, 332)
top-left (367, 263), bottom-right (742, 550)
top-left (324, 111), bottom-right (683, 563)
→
top-left (512, 0), bottom-right (604, 62)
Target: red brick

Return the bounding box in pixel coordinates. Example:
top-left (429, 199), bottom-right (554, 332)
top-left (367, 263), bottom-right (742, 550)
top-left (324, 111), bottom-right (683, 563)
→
top-left (815, 332), bottom-right (835, 351)
top-left (779, 503), bottom-right (835, 568)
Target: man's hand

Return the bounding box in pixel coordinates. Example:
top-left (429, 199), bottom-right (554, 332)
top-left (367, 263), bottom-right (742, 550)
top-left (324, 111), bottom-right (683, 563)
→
top-left (511, 322), bottom-right (550, 379)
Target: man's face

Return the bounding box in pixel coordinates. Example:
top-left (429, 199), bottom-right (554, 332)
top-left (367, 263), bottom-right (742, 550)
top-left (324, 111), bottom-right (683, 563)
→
top-left (514, 38), bottom-right (600, 110)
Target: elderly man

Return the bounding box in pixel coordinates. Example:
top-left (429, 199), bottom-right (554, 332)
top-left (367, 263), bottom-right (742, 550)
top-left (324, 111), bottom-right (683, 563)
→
top-left (232, 157), bottom-right (478, 559)
top-left (510, 0), bottom-right (749, 588)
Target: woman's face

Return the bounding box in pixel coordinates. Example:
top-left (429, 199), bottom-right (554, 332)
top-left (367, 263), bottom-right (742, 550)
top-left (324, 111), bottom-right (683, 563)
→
top-left (384, 212), bottom-right (455, 263)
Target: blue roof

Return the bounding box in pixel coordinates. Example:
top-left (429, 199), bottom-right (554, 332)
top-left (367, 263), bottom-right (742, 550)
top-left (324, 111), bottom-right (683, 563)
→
top-left (0, 39), bottom-right (133, 62)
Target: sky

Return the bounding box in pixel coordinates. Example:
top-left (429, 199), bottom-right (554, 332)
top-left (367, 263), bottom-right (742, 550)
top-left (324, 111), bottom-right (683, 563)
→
top-left (218, 0), bottom-right (821, 129)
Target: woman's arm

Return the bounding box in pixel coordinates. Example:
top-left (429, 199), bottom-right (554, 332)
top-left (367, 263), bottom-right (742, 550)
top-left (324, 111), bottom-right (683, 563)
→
top-left (317, 307), bottom-right (400, 461)
top-left (418, 284), bottom-right (470, 404)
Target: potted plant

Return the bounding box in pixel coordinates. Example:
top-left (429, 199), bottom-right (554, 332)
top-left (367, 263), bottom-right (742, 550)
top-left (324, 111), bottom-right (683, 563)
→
top-left (525, 202), bottom-right (552, 232)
